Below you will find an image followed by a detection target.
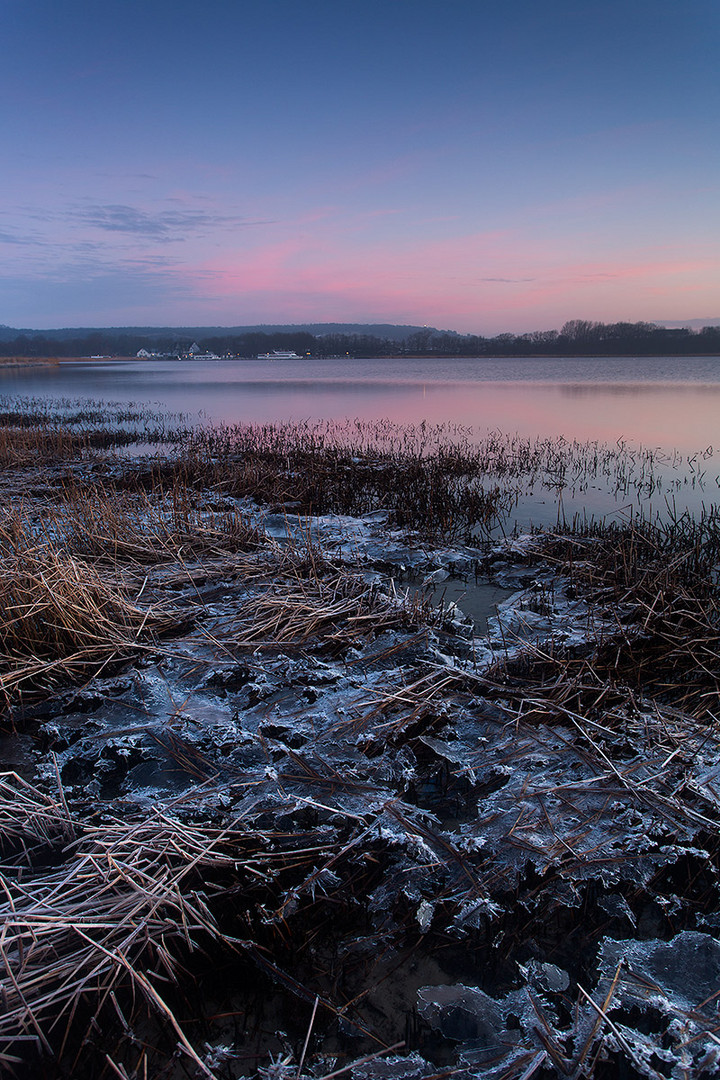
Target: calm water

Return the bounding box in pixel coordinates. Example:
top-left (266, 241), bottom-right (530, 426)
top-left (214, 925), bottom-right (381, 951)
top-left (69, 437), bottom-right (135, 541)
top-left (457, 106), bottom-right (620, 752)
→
top-left (2, 354), bottom-right (720, 527)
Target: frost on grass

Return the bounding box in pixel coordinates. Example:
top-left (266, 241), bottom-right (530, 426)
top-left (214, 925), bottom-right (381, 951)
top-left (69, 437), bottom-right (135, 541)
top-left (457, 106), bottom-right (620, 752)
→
top-left (3, 478), bottom-right (720, 1076)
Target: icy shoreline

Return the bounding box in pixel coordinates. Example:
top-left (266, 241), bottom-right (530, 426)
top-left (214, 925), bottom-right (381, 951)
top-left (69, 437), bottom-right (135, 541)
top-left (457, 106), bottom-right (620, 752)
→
top-left (1, 409), bottom-right (720, 1078)
top-left (4, 499), bottom-right (720, 1078)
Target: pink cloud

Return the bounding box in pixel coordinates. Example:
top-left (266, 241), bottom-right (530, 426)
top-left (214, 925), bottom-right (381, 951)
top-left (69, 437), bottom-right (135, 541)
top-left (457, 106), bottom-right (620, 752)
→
top-left (173, 220), bottom-right (720, 333)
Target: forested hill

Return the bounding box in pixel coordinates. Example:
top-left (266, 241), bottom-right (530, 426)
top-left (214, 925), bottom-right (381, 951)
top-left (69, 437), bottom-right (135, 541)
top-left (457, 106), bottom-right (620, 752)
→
top-left (0, 322), bottom-right (432, 347)
top-left (0, 320), bottom-right (719, 358)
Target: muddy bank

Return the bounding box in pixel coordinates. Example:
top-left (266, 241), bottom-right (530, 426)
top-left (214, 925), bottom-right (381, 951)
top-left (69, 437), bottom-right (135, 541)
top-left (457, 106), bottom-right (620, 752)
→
top-left (1, 413), bottom-right (720, 1079)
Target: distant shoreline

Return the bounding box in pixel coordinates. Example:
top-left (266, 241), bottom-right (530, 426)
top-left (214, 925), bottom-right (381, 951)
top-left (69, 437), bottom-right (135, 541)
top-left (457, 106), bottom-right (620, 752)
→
top-left (2, 352), bottom-right (720, 367)
top-left (0, 356), bottom-right (60, 367)
top-left (60, 352), bottom-right (720, 361)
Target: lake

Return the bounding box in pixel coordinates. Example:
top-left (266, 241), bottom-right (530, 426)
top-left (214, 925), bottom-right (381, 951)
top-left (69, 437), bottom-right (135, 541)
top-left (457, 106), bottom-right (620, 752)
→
top-left (2, 354), bottom-right (720, 529)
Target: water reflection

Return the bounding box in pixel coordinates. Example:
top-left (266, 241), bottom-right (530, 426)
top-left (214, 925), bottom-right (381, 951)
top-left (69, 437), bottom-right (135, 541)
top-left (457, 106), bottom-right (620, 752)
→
top-left (2, 356), bottom-right (719, 526)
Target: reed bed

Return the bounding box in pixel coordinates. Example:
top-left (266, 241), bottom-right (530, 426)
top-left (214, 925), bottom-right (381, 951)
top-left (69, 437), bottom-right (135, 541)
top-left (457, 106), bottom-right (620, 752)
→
top-left (176, 421), bottom-right (527, 537)
top-left (498, 509), bottom-right (720, 719)
top-left (0, 773), bottom-right (242, 1076)
top-left (0, 396), bottom-right (179, 428)
top-left (5, 408), bottom-right (704, 541)
top-left (0, 396), bottom-right (189, 467)
top-left (44, 480), bottom-right (265, 563)
top-left (0, 423), bottom-right (98, 466)
top-left (172, 446), bottom-right (510, 541)
top-left (174, 419), bottom-right (698, 532)
top-left (0, 521), bottom-right (181, 704)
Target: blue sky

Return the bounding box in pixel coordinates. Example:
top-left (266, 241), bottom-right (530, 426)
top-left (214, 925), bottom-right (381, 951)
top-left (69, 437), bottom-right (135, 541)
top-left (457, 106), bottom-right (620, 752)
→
top-left (1, 0), bottom-right (718, 332)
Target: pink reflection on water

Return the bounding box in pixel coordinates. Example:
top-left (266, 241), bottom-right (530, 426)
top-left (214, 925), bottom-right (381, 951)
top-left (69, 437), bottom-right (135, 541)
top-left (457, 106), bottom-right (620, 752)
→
top-left (380, 382), bottom-right (720, 457)
top-left (209, 379), bottom-right (720, 459)
top-left (4, 356), bottom-right (718, 526)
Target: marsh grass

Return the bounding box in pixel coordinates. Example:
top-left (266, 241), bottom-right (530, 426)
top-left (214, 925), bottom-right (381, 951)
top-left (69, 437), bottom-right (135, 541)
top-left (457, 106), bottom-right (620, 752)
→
top-left (0, 773), bottom-right (237, 1076)
top-left (45, 479), bottom-right (265, 563)
top-left (0, 482), bottom-right (264, 707)
top-left (1, 405), bottom-right (718, 711)
top-left (219, 569), bottom-right (434, 657)
top-left (0, 407), bottom-right (709, 534)
top-left (4, 405), bottom-right (720, 1077)
top-left (0, 474), bottom-right (424, 707)
top-left (173, 421), bottom-right (519, 540)
top-left (0, 396), bottom-right (190, 466)
top-left (156, 419), bottom-right (705, 540)
top-left (0, 518), bottom-right (184, 704)
top-left (0, 422), bottom-right (97, 465)
top-left (489, 507), bottom-right (720, 719)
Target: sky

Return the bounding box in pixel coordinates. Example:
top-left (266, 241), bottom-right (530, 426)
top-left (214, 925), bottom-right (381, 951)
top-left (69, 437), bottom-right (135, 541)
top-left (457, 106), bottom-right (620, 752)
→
top-left (1, 0), bottom-right (718, 335)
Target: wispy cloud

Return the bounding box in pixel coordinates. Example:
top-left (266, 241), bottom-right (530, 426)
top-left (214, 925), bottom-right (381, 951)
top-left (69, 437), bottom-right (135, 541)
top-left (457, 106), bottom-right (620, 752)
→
top-left (0, 229), bottom-right (46, 247)
top-left (69, 203), bottom-right (274, 240)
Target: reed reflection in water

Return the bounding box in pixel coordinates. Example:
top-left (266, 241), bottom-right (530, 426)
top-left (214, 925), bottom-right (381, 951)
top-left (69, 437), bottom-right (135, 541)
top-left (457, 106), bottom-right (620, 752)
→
top-left (1, 355), bottom-right (719, 528)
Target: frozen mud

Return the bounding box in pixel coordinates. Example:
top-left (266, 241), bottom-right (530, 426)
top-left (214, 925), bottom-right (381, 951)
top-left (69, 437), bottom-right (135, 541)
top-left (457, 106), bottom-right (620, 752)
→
top-left (3, 508), bottom-right (720, 1079)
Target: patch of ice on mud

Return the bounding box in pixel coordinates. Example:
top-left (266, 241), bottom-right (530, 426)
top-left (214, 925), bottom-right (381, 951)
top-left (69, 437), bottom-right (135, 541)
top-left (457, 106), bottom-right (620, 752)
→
top-left (488, 574), bottom-right (615, 650)
top-left (599, 931), bottom-right (720, 1014)
top-left (351, 1053), bottom-right (435, 1080)
top-left (495, 533), bottom-right (547, 558)
top-left (418, 983), bottom-right (505, 1051)
top-left (593, 933), bottom-right (720, 1076)
top-left (416, 935), bottom-right (720, 1076)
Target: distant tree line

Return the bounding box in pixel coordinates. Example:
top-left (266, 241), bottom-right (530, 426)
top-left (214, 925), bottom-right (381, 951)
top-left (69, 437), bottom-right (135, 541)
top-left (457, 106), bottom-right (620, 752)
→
top-left (1, 321), bottom-right (719, 359)
top-left (401, 321), bottom-right (720, 357)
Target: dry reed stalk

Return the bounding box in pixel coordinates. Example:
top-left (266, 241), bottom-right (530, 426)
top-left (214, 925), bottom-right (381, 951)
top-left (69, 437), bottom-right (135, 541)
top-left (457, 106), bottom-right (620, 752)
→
top-left (220, 568), bottom-right (431, 655)
top-left (0, 773), bottom-right (245, 1071)
top-left (335, 667), bottom-right (459, 740)
top-left (487, 516), bottom-right (720, 721)
top-left (47, 480), bottom-right (265, 564)
top-left (0, 532), bottom-right (180, 702)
